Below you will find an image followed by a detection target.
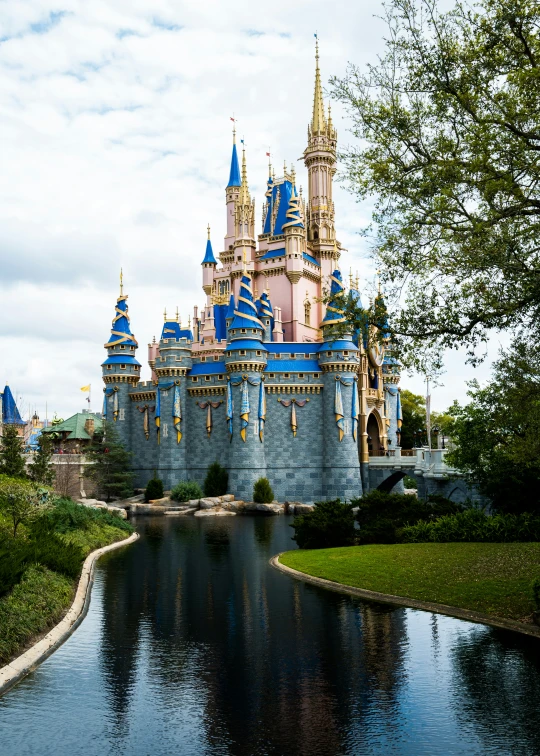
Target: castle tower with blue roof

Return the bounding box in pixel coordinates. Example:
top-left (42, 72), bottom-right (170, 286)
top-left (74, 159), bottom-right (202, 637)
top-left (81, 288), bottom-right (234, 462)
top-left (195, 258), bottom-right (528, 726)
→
top-left (100, 45), bottom-right (402, 501)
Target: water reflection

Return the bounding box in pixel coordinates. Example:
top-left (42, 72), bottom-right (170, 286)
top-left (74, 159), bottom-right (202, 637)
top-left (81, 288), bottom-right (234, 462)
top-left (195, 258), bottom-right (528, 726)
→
top-left (0, 515), bottom-right (539, 756)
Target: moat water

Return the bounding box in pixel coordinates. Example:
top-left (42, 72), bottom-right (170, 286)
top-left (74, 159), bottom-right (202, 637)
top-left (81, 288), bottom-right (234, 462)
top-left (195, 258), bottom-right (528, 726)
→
top-left (1, 516), bottom-right (540, 755)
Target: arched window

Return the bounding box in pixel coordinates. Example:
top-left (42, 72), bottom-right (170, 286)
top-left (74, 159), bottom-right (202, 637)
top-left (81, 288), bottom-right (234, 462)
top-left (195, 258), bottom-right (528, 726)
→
top-left (304, 297), bottom-right (311, 326)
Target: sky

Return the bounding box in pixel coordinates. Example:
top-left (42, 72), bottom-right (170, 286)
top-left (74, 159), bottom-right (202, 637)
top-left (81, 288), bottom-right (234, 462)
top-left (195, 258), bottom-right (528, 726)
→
top-left (0, 0), bottom-right (501, 421)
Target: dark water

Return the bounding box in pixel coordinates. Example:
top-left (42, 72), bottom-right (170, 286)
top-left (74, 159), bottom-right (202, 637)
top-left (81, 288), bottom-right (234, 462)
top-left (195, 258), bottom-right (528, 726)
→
top-left (1, 516), bottom-right (540, 756)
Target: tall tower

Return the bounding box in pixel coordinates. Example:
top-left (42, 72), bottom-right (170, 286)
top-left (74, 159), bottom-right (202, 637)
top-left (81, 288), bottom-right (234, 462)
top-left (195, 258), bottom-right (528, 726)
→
top-left (234, 146), bottom-right (256, 262)
top-left (304, 40), bottom-right (339, 282)
top-left (224, 128), bottom-right (241, 252)
top-left (101, 272), bottom-right (140, 448)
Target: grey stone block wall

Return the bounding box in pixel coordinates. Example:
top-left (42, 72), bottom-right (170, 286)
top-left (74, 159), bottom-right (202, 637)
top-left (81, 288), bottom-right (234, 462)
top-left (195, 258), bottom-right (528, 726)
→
top-left (322, 373), bottom-right (363, 501)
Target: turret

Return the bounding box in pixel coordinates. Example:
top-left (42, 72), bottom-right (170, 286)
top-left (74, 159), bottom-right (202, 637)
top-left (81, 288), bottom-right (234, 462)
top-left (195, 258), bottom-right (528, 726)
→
top-left (317, 269), bottom-right (363, 499)
top-left (225, 270), bottom-right (267, 500)
top-left (304, 39), bottom-right (339, 284)
top-left (225, 128), bottom-right (241, 250)
top-left (234, 145), bottom-right (256, 253)
top-left (256, 290), bottom-right (274, 342)
top-left (202, 225), bottom-right (217, 303)
top-left (102, 271), bottom-right (140, 445)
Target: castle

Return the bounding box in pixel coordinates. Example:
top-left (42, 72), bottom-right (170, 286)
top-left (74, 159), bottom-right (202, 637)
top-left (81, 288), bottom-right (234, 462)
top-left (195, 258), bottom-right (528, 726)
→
top-left (101, 44), bottom-right (402, 502)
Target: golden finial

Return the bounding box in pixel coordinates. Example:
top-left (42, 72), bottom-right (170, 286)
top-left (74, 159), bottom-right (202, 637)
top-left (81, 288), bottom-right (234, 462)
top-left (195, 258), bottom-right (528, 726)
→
top-left (176, 307), bottom-right (179, 323)
top-left (164, 308), bottom-right (167, 322)
top-left (312, 34), bottom-right (326, 134)
top-left (153, 335), bottom-right (156, 344)
top-left (207, 223), bottom-right (211, 240)
top-left (188, 315), bottom-right (191, 328)
top-left (232, 114), bottom-right (236, 144)
top-left (349, 268), bottom-right (353, 288)
top-left (291, 165), bottom-right (296, 185)
top-left (376, 269), bottom-right (381, 294)
top-left (119, 268), bottom-right (123, 296)
top-left (355, 271), bottom-right (360, 290)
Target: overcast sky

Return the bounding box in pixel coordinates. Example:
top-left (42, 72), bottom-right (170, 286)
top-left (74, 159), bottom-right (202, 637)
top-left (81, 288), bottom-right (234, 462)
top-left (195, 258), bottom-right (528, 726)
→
top-left (0, 0), bottom-right (501, 420)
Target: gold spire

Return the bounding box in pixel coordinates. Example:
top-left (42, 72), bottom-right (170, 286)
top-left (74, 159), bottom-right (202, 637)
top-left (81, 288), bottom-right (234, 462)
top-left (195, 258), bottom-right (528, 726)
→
top-left (312, 37), bottom-right (327, 134)
top-left (164, 308), bottom-right (167, 322)
top-left (239, 144), bottom-right (250, 204)
top-left (349, 267), bottom-right (353, 288)
top-left (188, 314), bottom-right (191, 328)
top-left (207, 223), bottom-right (211, 240)
top-left (119, 268), bottom-right (123, 297)
top-left (355, 271), bottom-right (360, 290)
top-left (176, 306), bottom-right (179, 323)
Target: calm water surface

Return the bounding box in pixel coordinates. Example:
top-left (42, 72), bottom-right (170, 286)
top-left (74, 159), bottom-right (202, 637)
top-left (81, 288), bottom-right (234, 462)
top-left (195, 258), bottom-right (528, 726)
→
top-left (1, 515), bottom-right (540, 756)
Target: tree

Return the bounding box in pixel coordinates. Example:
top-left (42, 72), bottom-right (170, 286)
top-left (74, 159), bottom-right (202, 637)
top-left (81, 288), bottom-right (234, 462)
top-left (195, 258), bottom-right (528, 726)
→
top-left (203, 461), bottom-right (228, 497)
top-left (0, 425), bottom-right (26, 479)
top-left (0, 476), bottom-right (46, 537)
top-left (447, 337), bottom-right (540, 513)
top-left (28, 433), bottom-right (54, 486)
top-left (84, 423), bottom-right (134, 502)
top-left (330, 0), bottom-right (540, 368)
top-left (400, 390), bottom-right (427, 449)
top-left (291, 500), bottom-right (356, 549)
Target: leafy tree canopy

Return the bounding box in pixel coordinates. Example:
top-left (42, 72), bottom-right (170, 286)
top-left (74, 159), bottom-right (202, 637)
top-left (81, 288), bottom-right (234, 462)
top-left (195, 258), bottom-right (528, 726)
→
top-left (28, 433), bottom-right (54, 486)
top-left (330, 0), bottom-right (540, 369)
top-left (84, 423), bottom-right (133, 502)
top-left (0, 425), bottom-right (26, 479)
top-left (447, 337), bottom-right (540, 513)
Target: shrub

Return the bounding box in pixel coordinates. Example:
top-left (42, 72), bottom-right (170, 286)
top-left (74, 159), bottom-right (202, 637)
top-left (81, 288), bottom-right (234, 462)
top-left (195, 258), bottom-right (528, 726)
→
top-left (401, 509), bottom-right (540, 543)
top-left (253, 478), bottom-right (274, 504)
top-left (532, 579), bottom-right (540, 611)
top-left (204, 461), bottom-right (228, 497)
top-left (354, 490), bottom-right (462, 544)
top-left (291, 499), bottom-right (356, 549)
top-left (33, 497), bottom-right (132, 534)
top-left (403, 475), bottom-right (418, 490)
top-left (145, 477), bottom-right (164, 502)
top-left (171, 480), bottom-right (203, 502)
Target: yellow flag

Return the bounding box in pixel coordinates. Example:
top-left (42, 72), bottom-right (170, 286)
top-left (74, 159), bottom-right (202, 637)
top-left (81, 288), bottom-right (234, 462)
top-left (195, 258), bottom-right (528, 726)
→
top-left (80, 385), bottom-right (91, 392)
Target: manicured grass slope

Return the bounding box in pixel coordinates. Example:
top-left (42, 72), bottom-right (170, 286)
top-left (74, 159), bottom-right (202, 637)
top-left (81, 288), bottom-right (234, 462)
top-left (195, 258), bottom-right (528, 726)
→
top-left (280, 543), bottom-right (540, 622)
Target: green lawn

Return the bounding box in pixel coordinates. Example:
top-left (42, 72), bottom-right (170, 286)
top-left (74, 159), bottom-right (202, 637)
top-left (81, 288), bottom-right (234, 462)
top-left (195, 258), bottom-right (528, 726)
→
top-left (280, 543), bottom-right (540, 623)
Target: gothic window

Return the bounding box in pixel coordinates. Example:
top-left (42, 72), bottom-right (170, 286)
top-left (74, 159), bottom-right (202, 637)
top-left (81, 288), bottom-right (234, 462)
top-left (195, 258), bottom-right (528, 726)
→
top-left (119, 409), bottom-right (125, 421)
top-left (304, 300), bottom-right (311, 326)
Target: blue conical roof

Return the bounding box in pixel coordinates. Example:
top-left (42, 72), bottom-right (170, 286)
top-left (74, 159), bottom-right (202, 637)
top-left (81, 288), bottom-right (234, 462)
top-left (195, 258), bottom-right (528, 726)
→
top-left (202, 237), bottom-right (217, 265)
top-left (227, 142), bottom-right (241, 187)
top-left (321, 270), bottom-right (346, 326)
top-left (2, 385), bottom-right (24, 425)
top-left (229, 274), bottom-right (264, 334)
top-left (226, 293), bottom-right (236, 319)
top-left (105, 295), bottom-right (138, 348)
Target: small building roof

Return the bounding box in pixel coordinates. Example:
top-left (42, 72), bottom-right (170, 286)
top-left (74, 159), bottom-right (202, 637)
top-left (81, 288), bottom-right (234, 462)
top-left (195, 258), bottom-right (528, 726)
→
top-left (42, 412), bottom-right (103, 441)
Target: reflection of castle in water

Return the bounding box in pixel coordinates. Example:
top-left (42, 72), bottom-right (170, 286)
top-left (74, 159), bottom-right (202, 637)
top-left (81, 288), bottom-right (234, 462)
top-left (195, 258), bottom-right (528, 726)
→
top-left (99, 518), bottom-right (409, 753)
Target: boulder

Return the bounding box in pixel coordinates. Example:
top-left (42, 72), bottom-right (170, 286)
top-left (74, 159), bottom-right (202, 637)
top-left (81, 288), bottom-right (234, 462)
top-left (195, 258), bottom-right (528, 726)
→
top-left (220, 494), bottom-right (235, 503)
top-left (256, 503), bottom-right (284, 515)
top-left (128, 503), bottom-right (166, 516)
top-left (194, 509), bottom-right (236, 517)
top-left (165, 508), bottom-right (198, 516)
top-left (199, 497), bottom-right (222, 510)
top-left (228, 500), bottom-right (245, 512)
top-left (294, 504), bottom-right (315, 514)
top-left (149, 496), bottom-right (171, 506)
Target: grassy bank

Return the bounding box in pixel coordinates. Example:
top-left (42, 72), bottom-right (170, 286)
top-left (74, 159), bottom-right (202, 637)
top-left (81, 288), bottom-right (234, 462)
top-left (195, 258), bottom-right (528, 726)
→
top-left (0, 499), bottom-right (133, 664)
top-left (280, 543), bottom-right (540, 623)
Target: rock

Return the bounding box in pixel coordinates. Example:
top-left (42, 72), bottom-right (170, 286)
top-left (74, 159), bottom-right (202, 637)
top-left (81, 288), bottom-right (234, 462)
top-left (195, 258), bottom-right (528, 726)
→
top-left (194, 509), bottom-right (236, 517)
top-left (128, 503), bottom-right (166, 516)
top-left (403, 489), bottom-right (418, 496)
top-left (257, 503), bottom-right (284, 514)
top-left (165, 508), bottom-right (198, 516)
top-left (187, 498), bottom-right (201, 507)
top-left (294, 504), bottom-right (315, 514)
top-left (199, 497), bottom-right (221, 510)
top-left (228, 501), bottom-right (245, 512)
top-left (220, 494), bottom-right (235, 502)
top-left (149, 496), bottom-right (171, 505)
top-left (124, 494), bottom-right (145, 503)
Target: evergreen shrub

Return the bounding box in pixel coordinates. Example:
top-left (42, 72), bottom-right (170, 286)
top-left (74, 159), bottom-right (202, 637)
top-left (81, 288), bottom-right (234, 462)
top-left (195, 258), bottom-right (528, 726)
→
top-left (145, 477), bottom-right (164, 502)
top-left (291, 499), bottom-right (356, 549)
top-left (401, 509), bottom-right (540, 543)
top-left (34, 497), bottom-right (132, 534)
top-left (403, 475), bottom-right (418, 490)
top-left (171, 481), bottom-right (203, 502)
top-left (354, 490), bottom-right (461, 544)
top-left (253, 478), bottom-right (274, 504)
top-left (204, 461), bottom-right (228, 497)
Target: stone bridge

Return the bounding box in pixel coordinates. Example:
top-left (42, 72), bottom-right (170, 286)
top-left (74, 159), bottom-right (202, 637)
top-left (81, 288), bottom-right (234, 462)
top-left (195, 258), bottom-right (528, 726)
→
top-left (367, 448), bottom-right (483, 504)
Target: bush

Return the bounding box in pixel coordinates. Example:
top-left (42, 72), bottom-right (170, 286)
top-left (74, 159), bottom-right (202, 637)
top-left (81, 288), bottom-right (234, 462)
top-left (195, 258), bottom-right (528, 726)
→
top-left (291, 499), bottom-right (356, 549)
top-left (532, 579), bottom-right (540, 611)
top-left (33, 497), bottom-right (132, 534)
top-left (354, 490), bottom-right (462, 544)
top-left (203, 462), bottom-right (228, 497)
top-left (401, 509), bottom-right (540, 543)
top-left (171, 480), bottom-right (203, 502)
top-left (403, 475), bottom-right (418, 490)
top-left (145, 477), bottom-right (164, 502)
top-left (253, 477), bottom-right (274, 504)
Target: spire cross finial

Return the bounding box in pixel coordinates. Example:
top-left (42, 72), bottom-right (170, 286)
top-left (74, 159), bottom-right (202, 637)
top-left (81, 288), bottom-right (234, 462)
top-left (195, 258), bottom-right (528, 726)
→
top-left (188, 314), bottom-right (191, 328)
top-left (355, 271), bottom-right (360, 290)
top-left (119, 268), bottom-right (123, 296)
top-left (164, 308), bottom-right (167, 322)
top-left (349, 267), bottom-right (353, 288)
top-left (207, 223), bottom-right (211, 240)
top-left (376, 269), bottom-right (381, 294)
top-left (176, 306), bottom-right (179, 323)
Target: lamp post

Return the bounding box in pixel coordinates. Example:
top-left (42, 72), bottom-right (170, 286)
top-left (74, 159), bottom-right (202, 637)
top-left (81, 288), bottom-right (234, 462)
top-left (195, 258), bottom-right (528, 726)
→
top-left (432, 425), bottom-right (440, 450)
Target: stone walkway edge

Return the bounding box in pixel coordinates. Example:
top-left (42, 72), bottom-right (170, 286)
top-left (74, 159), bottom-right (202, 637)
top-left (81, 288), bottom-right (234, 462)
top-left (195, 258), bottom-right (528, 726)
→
top-left (0, 531), bottom-right (139, 697)
top-left (270, 553), bottom-right (540, 640)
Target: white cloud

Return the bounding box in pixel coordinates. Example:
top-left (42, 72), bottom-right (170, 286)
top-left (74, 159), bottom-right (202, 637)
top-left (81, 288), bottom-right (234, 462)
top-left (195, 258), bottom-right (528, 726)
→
top-left (0, 0), bottom-right (494, 419)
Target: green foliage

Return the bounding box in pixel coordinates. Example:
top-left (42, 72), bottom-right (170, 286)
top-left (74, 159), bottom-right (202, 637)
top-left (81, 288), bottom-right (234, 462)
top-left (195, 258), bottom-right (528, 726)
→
top-left (170, 480), bottom-right (202, 502)
top-left (203, 461), bottom-right (229, 497)
top-left (354, 490), bottom-right (462, 544)
top-left (0, 475), bottom-right (48, 537)
top-left (253, 477), bottom-right (274, 504)
top-left (401, 509), bottom-right (540, 544)
top-left (291, 499), bottom-right (356, 550)
top-left (145, 477), bottom-right (164, 502)
top-left (0, 565), bottom-right (73, 664)
top-left (34, 497), bottom-right (132, 535)
top-left (0, 425), bottom-right (26, 479)
top-left (447, 338), bottom-right (540, 514)
top-left (330, 0), bottom-right (540, 368)
top-left (28, 432), bottom-right (54, 486)
top-left (84, 423), bottom-right (134, 502)
top-left (403, 476), bottom-right (418, 490)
